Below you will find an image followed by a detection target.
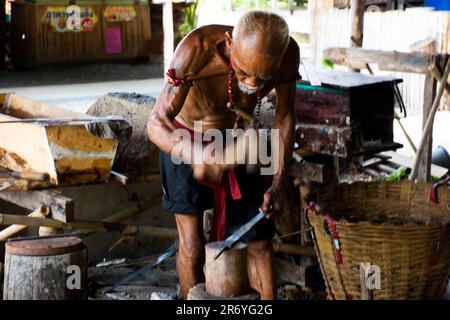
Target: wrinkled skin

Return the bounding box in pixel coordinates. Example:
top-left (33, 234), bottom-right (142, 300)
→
top-left (148, 24), bottom-right (300, 300)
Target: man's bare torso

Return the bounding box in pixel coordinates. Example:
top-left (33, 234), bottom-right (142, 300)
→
top-left (172, 25), bottom-right (299, 131)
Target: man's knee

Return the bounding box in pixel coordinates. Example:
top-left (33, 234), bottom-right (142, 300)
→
top-left (175, 213), bottom-right (205, 263)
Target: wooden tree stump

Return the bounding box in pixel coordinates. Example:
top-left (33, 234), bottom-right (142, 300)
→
top-left (204, 242), bottom-right (249, 298)
top-left (3, 237), bottom-right (87, 300)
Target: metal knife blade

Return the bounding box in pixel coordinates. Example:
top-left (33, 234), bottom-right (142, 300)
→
top-left (214, 209), bottom-right (268, 260)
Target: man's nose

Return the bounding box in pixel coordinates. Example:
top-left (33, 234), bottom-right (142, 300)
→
top-left (243, 76), bottom-right (258, 88)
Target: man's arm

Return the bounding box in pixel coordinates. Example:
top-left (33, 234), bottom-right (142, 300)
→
top-left (261, 38), bottom-right (300, 213)
top-left (147, 32), bottom-right (211, 161)
top-left (147, 82), bottom-right (191, 155)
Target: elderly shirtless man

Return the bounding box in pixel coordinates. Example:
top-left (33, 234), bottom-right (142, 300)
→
top-left (147, 11), bottom-right (299, 300)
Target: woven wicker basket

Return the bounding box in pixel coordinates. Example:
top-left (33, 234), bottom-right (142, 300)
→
top-left (306, 180), bottom-right (450, 300)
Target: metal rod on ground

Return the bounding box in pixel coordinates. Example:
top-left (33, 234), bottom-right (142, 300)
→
top-left (0, 206), bottom-right (49, 241)
top-left (104, 243), bottom-right (178, 293)
top-left (410, 57), bottom-right (450, 181)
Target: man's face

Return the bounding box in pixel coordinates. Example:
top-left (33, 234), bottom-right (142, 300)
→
top-left (229, 36), bottom-right (281, 96)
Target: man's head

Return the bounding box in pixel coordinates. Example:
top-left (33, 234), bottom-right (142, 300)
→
top-left (225, 11), bottom-right (290, 95)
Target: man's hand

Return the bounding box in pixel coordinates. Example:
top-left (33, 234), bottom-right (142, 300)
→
top-left (261, 184), bottom-right (284, 219)
top-left (192, 162), bottom-right (226, 187)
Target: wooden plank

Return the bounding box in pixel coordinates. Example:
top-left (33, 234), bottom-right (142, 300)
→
top-left (323, 47), bottom-right (430, 74)
top-left (0, 190), bottom-right (74, 222)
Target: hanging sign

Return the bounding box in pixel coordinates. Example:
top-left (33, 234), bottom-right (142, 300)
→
top-left (103, 6), bottom-right (137, 23)
top-left (105, 27), bottom-right (123, 54)
top-left (42, 6), bottom-right (99, 32)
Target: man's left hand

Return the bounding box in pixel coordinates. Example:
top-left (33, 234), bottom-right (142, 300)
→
top-left (261, 184), bottom-right (284, 219)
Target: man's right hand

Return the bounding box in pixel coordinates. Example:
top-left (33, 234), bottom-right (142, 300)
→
top-left (192, 162), bottom-right (226, 187)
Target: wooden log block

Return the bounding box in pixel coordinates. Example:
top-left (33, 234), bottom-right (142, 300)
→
top-left (205, 242), bottom-right (249, 298)
top-left (3, 237), bottom-right (87, 300)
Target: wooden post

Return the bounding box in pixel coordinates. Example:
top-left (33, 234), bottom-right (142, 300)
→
top-left (350, 0), bottom-right (365, 72)
top-left (162, 0), bottom-right (174, 73)
top-left (417, 56), bottom-right (438, 182)
top-left (204, 242), bottom-right (249, 297)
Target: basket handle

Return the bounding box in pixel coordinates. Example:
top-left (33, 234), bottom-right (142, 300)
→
top-left (430, 176), bottom-right (450, 204)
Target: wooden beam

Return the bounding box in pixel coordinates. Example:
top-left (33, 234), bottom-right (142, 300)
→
top-left (323, 47), bottom-right (430, 74)
top-left (0, 189), bottom-right (74, 222)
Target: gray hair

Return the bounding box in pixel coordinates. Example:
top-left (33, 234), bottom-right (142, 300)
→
top-left (232, 11), bottom-right (290, 58)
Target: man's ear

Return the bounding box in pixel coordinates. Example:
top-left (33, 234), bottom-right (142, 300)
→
top-left (225, 31), bottom-right (233, 51)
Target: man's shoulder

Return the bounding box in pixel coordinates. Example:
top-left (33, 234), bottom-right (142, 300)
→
top-left (278, 37), bottom-right (301, 84)
top-left (171, 25), bottom-right (232, 80)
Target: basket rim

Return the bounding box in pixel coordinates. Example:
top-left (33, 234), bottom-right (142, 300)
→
top-left (306, 208), bottom-right (450, 229)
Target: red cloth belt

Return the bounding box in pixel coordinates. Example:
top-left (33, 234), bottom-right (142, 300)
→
top-left (172, 119), bottom-right (242, 241)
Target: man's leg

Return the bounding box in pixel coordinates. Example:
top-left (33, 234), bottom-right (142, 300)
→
top-left (175, 213), bottom-right (206, 299)
top-left (247, 238), bottom-right (276, 300)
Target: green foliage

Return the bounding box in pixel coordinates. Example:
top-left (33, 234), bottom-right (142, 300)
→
top-left (179, 1), bottom-right (199, 39)
top-left (322, 59), bottom-right (334, 69)
top-left (386, 167), bottom-right (411, 182)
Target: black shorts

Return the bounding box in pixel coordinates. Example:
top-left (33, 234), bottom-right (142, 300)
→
top-left (159, 151), bottom-right (275, 241)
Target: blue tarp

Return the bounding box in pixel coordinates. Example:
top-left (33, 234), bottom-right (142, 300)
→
top-left (425, 0), bottom-right (450, 10)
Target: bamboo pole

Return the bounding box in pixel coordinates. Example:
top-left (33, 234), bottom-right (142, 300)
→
top-left (0, 206), bottom-right (49, 241)
top-left (410, 57), bottom-right (450, 181)
top-left (0, 213), bottom-right (178, 239)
